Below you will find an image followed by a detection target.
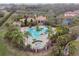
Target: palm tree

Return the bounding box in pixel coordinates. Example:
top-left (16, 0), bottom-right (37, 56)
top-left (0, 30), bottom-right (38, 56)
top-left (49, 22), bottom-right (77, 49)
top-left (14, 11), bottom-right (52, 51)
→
top-left (57, 35), bottom-right (65, 46)
top-left (47, 26), bottom-right (52, 38)
top-left (24, 19), bottom-right (27, 26)
top-left (24, 31), bottom-right (31, 38)
top-left (57, 34), bottom-right (72, 47)
top-left (50, 44), bottom-right (64, 56)
top-left (56, 26), bottom-right (69, 36)
top-left (24, 31), bottom-right (32, 42)
top-left (15, 30), bottom-right (23, 45)
top-left (54, 15), bottom-right (57, 25)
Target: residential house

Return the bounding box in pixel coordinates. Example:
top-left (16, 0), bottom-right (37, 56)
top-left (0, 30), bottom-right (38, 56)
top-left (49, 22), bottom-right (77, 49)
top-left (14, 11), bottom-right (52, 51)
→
top-left (62, 11), bottom-right (76, 26)
top-left (36, 15), bottom-right (47, 24)
top-left (62, 18), bottom-right (72, 26)
top-left (64, 11), bottom-right (78, 17)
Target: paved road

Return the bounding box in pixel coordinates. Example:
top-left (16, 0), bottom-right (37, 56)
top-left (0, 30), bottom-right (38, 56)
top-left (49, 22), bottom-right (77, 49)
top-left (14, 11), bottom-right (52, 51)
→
top-left (0, 11), bottom-right (15, 27)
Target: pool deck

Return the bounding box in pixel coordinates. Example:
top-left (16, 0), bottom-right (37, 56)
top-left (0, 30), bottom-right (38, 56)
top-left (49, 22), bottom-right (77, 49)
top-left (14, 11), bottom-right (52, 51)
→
top-left (20, 26), bottom-right (56, 50)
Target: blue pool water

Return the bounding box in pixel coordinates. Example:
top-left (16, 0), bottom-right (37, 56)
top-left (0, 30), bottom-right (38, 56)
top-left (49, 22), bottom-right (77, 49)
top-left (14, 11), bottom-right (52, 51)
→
top-left (26, 26), bottom-right (48, 40)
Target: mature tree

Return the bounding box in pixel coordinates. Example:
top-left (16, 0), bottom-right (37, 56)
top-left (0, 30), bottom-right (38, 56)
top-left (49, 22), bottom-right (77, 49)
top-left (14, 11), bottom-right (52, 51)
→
top-left (56, 26), bottom-right (69, 36)
top-left (67, 41), bottom-right (76, 56)
top-left (5, 26), bottom-right (24, 47)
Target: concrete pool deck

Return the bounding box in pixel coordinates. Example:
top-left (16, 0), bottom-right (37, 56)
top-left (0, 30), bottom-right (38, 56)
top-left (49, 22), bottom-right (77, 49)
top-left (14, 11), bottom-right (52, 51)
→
top-left (20, 26), bottom-right (56, 50)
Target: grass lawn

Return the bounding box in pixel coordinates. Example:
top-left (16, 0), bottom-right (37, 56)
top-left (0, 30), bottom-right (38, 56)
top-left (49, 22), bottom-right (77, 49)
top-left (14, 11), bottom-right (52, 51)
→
top-left (0, 41), bottom-right (11, 56)
top-left (72, 41), bottom-right (79, 56)
top-left (0, 30), bottom-right (14, 56)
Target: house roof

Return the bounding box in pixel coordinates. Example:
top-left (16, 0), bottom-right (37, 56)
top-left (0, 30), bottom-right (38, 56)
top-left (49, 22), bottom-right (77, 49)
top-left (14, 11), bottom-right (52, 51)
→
top-left (64, 10), bottom-right (79, 17)
top-left (64, 11), bottom-right (77, 17)
top-left (20, 18), bottom-right (25, 22)
top-left (36, 16), bottom-right (47, 21)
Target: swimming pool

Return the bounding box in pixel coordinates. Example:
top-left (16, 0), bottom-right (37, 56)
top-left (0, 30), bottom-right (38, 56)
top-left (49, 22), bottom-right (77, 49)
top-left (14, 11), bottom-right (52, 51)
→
top-left (24, 26), bottom-right (56, 50)
top-left (26, 26), bottom-right (48, 40)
